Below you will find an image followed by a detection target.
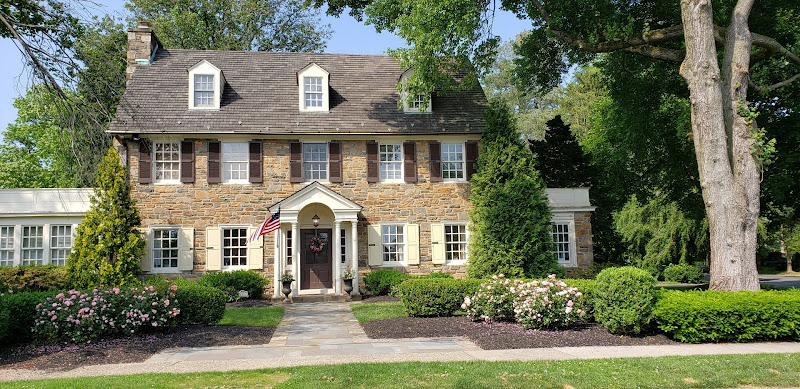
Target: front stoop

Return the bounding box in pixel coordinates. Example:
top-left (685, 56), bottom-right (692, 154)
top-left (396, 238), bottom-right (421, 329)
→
top-left (271, 294), bottom-right (362, 303)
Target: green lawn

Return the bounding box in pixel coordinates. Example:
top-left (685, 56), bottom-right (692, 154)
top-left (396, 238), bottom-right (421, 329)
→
top-left (7, 353), bottom-right (800, 388)
top-left (351, 301), bottom-right (407, 322)
top-left (217, 307), bottom-right (284, 327)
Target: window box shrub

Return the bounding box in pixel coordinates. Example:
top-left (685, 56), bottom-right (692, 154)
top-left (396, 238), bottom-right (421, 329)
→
top-left (654, 290), bottom-right (800, 343)
top-left (174, 284), bottom-right (227, 325)
top-left (364, 269), bottom-right (408, 296)
top-left (395, 278), bottom-right (482, 317)
top-left (594, 266), bottom-right (657, 334)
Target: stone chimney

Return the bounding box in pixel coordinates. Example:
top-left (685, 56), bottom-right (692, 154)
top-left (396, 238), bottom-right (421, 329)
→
top-left (126, 21), bottom-right (160, 80)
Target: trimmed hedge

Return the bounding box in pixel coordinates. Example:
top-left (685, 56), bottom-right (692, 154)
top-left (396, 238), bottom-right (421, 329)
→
top-left (594, 267), bottom-right (657, 334)
top-left (395, 278), bottom-right (483, 317)
top-left (0, 291), bottom-right (56, 345)
top-left (364, 269), bottom-right (408, 296)
top-left (198, 270), bottom-right (269, 300)
top-left (174, 285), bottom-right (227, 325)
top-left (654, 290), bottom-right (800, 343)
top-left (0, 265), bottom-right (69, 292)
top-left (662, 264), bottom-right (704, 283)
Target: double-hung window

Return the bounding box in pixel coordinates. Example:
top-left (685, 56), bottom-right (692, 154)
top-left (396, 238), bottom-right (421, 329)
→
top-left (0, 226), bottom-right (13, 267)
top-left (154, 141), bottom-right (180, 183)
top-left (194, 74), bottom-right (215, 107)
top-left (551, 219), bottom-right (576, 267)
top-left (50, 225), bottom-right (72, 267)
top-left (381, 225), bottom-right (405, 263)
top-left (303, 143), bottom-right (328, 181)
top-left (21, 226), bottom-right (43, 266)
top-left (444, 224), bottom-right (468, 261)
top-left (441, 143), bottom-right (465, 180)
top-left (379, 144), bottom-right (402, 181)
top-left (222, 143), bottom-right (249, 183)
top-left (223, 227), bottom-right (248, 269)
top-left (304, 77), bottom-right (323, 108)
top-left (153, 228), bottom-right (179, 270)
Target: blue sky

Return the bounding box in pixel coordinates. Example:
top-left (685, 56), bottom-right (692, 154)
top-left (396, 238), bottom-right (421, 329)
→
top-left (0, 2), bottom-right (531, 134)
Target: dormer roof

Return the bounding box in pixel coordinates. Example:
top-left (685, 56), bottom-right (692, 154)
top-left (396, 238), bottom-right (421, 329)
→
top-left (109, 50), bottom-right (487, 135)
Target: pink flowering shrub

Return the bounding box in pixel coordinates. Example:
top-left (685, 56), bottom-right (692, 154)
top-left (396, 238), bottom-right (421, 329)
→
top-left (512, 275), bottom-right (585, 330)
top-left (462, 274), bottom-right (520, 322)
top-left (34, 281), bottom-right (180, 343)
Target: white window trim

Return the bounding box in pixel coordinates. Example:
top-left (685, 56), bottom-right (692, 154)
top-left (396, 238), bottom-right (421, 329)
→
top-left (551, 214), bottom-right (578, 268)
top-left (379, 143), bottom-right (404, 183)
top-left (49, 224), bottom-right (73, 267)
top-left (221, 142), bottom-right (250, 185)
top-left (152, 139), bottom-right (181, 185)
top-left (0, 223), bottom-right (77, 267)
top-left (441, 142), bottom-right (467, 183)
top-left (380, 223), bottom-right (407, 267)
top-left (188, 60), bottom-right (224, 110)
top-left (298, 63), bottom-right (329, 112)
top-left (0, 226), bottom-right (15, 267)
top-left (400, 69), bottom-right (432, 113)
top-left (443, 222), bottom-right (469, 264)
top-left (221, 225), bottom-right (250, 271)
top-left (151, 226), bottom-right (181, 273)
top-left (302, 142), bottom-right (330, 183)
top-left (21, 225), bottom-right (44, 266)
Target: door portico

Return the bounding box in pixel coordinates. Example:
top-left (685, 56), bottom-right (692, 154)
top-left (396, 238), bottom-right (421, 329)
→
top-left (269, 182), bottom-right (362, 298)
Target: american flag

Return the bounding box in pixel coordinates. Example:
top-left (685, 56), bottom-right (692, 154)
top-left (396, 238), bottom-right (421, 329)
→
top-left (248, 209), bottom-right (281, 244)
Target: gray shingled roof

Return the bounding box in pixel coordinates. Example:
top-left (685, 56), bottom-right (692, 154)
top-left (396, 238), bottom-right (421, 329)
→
top-left (109, 49), bottom-right (487, 135)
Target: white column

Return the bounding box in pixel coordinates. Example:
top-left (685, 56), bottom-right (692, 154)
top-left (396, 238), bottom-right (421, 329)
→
top-left (291, 221), bottom-right (299, 297)
top-left (350, 221), bottom-right (359, 295)
top-left (273, 228), bottom-right (281, 298)
top-left (333, 220), bottom-right (342, 295)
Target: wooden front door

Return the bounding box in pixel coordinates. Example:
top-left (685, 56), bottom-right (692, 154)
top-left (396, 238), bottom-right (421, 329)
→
top-left (301, 229), bottom-right (333, 289)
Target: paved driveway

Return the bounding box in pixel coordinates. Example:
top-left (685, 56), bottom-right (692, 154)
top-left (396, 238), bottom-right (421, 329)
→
top-left (759, 274), bottom-right (800, 289)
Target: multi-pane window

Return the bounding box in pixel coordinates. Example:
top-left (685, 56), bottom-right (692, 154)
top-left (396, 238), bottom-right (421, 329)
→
top-left (222, 143), bottom-right (248, 183)
top-left (441, 143), bottom-right (465, 180)
top-left (552, 224), bottom-right (571, 263)
top-left (340, 229), bottom-right (346, 264)
top-left (50, 225), bottom-right (72, 267)
top-left (0, 227), bottom-right (13, 267)
top-left (286, 229), bottom-right (293, 265)
top-left (21, 226), bottom-right (43, 266)
top-left (304, 77), bottom-right (323, 108)
top-left (223, 228), bottom-right (248, 268)
top-left (409, 93), bottom-right (426, 110)
top-left (379, 144), bottom-right (402, 181)
top-left (154, 141), bottom-right (180, 182)
top-left (444, 224), bottom-right (468, 261)
top-left (153, 228), bottom-right (179, 269)
top-left (303, 143), bottom-right (328, 180)
top-left (194, 74), bottom-right (214, 107)
top-left (381, 225), bottom-right (404, 262)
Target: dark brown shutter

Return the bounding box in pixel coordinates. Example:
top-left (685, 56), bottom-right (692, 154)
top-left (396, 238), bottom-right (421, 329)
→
top-left (138, 139), bottom-right (152, 184)
top-left (366, 141), bottom-right (379, 183)
top-left (429, 141), bottom-right (442, 182)
top-left (329, 141), bottom-right (342, 183)
top-left (249, 141), bottom-right (263, 183)
top-left (289, 142), bottom-right (303, 183)
top-left (465, 141), bottom-right (479, 180)
top-left (180, 140), bottom-right (195, 183)
top-left (207, 141), bottom-right (221, 184)
top-left (403, 141), bottom-right (417, 183)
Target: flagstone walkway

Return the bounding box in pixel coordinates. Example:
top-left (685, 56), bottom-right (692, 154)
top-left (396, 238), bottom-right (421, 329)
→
top-left (149, 302), bottom-right (480, 362)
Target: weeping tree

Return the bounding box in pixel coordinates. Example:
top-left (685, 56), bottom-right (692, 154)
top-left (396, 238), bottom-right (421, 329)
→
top-left (67, 149), bottom-right (145, 288)
top-left (468, 103), bottom-right (562, 279)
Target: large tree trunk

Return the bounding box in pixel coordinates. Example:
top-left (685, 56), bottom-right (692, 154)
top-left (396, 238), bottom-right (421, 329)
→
top-left (679, 0), bottom-right (760, 291)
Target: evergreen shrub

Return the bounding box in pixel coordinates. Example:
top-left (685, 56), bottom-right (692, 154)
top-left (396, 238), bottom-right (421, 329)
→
top-left (654, 290), bottom-right (800, 343)
top-left (198, 270), bottom-right (269, 301)
top-left (594, 266), bottom-right (657, 334)
top-left (174, 285), bottom-right (227, 325)
top-left (0, 265), bottom-right (70, 292)
top-left (395, 278), bottom-right (482, 317)
top-left (363, 269), bottom-right (408, 296)
top-left (0, 291), bottom-right (55, 345)
top-left (662, 263), bottom-right (704, 283)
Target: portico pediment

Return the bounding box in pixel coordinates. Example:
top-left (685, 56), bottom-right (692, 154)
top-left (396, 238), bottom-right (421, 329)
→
top-left (269, 181), bottom-right (361, 222)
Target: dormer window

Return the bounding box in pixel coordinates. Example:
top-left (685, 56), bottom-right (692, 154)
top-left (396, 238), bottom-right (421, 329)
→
top-left (400, 69), bottom-right (432, 113)
top-left (188, 60), bottom-right (224, 110)
top-left (297, 63), bottom-right (329, 112)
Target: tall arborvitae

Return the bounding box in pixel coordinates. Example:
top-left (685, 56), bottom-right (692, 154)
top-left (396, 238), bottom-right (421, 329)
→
top-left (528, 115), bottom-right (592, 188)
top-left (66, 148), bottom-right (145, 288)
top-left (468, 103), bottom-right (563, 278)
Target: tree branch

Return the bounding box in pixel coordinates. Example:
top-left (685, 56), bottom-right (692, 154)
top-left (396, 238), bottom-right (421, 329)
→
top-left (623, 45), bottom-right (685, 63)
top-left (0, 11), bottom-right (65, 99)
top-left (751, 72), bottom-right (800, 95)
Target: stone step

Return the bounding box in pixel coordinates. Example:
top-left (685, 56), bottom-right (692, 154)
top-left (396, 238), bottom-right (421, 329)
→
top-left (271, 294), bottom-right (362, 304)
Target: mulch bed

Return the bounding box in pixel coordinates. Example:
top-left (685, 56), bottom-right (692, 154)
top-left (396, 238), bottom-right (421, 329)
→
top-left (0, 325), bottom-right (275, 372)
top-left (361, 316), bottom-right (677, 350)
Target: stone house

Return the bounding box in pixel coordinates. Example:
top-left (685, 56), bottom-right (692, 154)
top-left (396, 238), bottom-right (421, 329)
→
top-left (104, 22), bottom-right (593, 298)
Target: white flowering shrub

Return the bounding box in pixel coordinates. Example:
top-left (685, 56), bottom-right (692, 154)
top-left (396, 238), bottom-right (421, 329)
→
top-left (462, 274), bottom-right (520, 322)
top-left (512, 275), bottom-right (585, 330)
top-left (34, 281), bottom-right (180, 343)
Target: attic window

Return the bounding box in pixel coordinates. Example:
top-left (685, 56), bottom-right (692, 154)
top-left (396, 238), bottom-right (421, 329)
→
top-left (194, 75), bottom-right (215, 107)
top-left (400, 69), bottom-right (432, 113)
top-left (188, 60), bottom-right (224, 110)
top-left (297, 63), bottom-right (329, 112)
